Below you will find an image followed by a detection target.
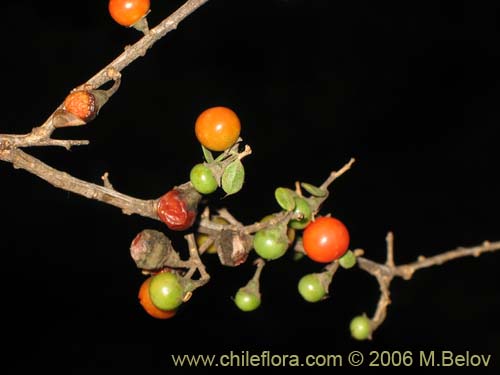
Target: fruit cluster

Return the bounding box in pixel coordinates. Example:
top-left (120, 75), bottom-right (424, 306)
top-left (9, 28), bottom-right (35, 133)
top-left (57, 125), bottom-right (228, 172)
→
top-left (132, 105), bottom-right (245, 320)
top-left (126, 104), bottom-right (368, 339)
top-left (103, 4), bottom-right (370, 340)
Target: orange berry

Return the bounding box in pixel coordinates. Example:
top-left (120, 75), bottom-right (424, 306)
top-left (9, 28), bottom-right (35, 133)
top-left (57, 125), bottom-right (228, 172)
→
top-left (195, 106), bottom-right (241, 151)
top-left (108, 0), bottom-right (150, 27)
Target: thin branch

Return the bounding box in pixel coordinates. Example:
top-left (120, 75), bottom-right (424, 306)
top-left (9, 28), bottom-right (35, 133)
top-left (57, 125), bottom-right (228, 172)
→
top-left (370, 280), bottom-right (391, 335)
top-left (0, 137), bottom-right (89, 150)
top-left (243, 211), bottom-right (293, 234)
top-left (0, 1), bottom-right (211, 221)
top-left (101, 172), bottom-right (115, 190)
top-left (0, 0), bottom-right (209, 150)
top-left (357, 238), bottom-right (500, 280)
top-left (86, 0), bottom-right (210, 90)
top-left (0, 148), bottom-right (158, 220)
top-left (356, 234), bottom-right (500, 337)
top-left (0, 70), bottom-right (121, 149)
top-left (307, 157), bottom-right (356, 215)
top-left (319, 157), bottom-right (356, 190)
top-left (385, 231), bottom-right (395, 267)
top-left (216, 208), bottom-right (242, 226)
top-left (237, 145), bottom-right (253, 160)
top-left (198, 236), bottom-right (215, 256)
top-left (240, 159), bottom-right (357, 235)
top-left (394, 240), bottom-right (500, 279)
top-left (365, 233), bottom-right (394, 334)
top-left (183, 234), bottom-right (210, 289)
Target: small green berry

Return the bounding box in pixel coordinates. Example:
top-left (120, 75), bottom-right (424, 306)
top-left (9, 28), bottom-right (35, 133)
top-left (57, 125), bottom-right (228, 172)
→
top-left (298, 273), bottom-right (326, 302)
top-left (339, 250), bottom-right (357, 269)
top-left (234, 288), bottom-right (261, 312)
top-left (149, 272), bottom-right (184, 311)
top-left (350, 315), bottom-right (372, 340)
top-left (190, 163), bottom-right (218, 194)
top-left (253, 228), bottom-right (289, 260)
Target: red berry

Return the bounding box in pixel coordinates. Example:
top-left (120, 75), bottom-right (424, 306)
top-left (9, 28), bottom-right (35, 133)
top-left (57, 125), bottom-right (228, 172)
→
top-left (302, 216), bottom-right (350, 263)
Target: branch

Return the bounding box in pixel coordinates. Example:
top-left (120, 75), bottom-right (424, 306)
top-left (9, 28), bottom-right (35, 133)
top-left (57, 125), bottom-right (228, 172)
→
top-left (243, 211), bottom-right (293, 234)
top-left (0, 71), bottom-right (121, 149)
top-left (86, 0), bottom-right (210, 89)
top-left (0, 136), bottom-right (89, 150)
top-left (0, 0), bottom-right (209, 150)
top-left (356, 233), bottom-right (500, 337)
top-left (296, 157), bottom-right (355, 216)
top-left (0, 148), bottom-right (158, 220)
top-left (394, 240), bottom-right (500, 279)
top-left (319, 157), bottom-right (356, 191)
top-left (183, 233), bottom-right (211, 294)
top-left (0, 1), bottom-right (211, 218)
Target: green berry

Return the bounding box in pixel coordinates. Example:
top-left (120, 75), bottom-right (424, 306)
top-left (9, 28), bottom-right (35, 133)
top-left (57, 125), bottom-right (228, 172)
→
top-left (234, 288), bottom-right (261, 312)
top-left (253, 228), bottom-right (289, 260)
top-left (339, 250), bottom-right (357, 269)
top-left (289, 196), bottom-right (312, 230)
top-left (190, 163), bottom-right (218, 194)
top-left (149, 272), bottom-right (184, 311)
top-left (298, 273), bottom-right (326, 302)
top-left (350, 315), bottom-right (372, 340)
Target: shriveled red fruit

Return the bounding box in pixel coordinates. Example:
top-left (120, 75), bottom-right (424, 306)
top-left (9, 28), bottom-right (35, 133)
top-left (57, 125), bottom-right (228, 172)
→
top-left (156, 185), bottom-right (201, 231)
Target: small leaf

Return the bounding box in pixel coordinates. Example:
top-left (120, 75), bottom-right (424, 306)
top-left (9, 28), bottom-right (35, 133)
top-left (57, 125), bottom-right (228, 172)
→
top-left (300, 182), bottom-right (327, 197)
top-left (201, 145), bottom-right (214, 163)
top-left (215, 151), bottom-right (228, 162)
top-left (274, 187), bottom-right (296, 211)
top-left (222, 159), bottom-right (245, 195)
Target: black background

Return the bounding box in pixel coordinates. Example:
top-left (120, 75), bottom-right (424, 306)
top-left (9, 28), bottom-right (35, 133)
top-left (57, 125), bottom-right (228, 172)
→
top-left (1, 0), bottom-right (499, 371)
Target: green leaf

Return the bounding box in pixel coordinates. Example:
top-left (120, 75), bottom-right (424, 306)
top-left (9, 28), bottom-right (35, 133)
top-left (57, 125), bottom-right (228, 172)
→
top-left (300, 182), bottom-right (327, 197)
top-left (274, 187), bottom-right (296, 211)
top-left (215, 148), bottom-right (237, 162)
top-left (215, 151), bottom-right (228, 162)
top-left (222, 159), bottom-right (245, 195)
top-left (201, 145), bottom-right (214, 163)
